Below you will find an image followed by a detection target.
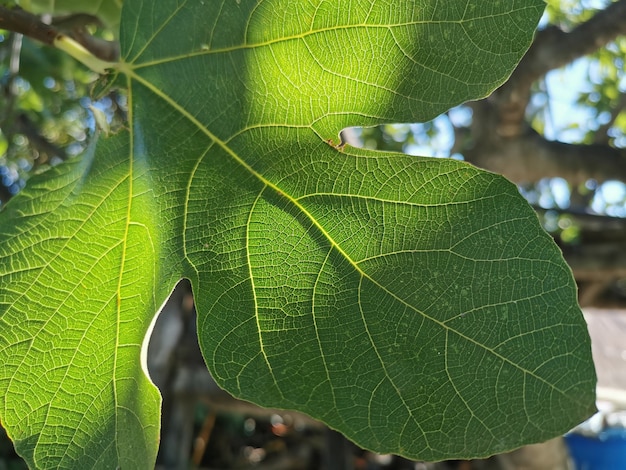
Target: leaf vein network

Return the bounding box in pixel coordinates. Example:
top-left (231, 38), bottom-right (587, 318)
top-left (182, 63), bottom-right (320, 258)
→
top-left (122, 57), bottom-right (582, 412)
top-left (181, 143), bottom-right (213, 278)
top-left (4, 228), bottom-right (126, 401)
top-left (356, 276), bottom-right (430, 450)
top-left (245, 187), bottom-right (285, 399)
top-left (126, 0), bottom-right (189, 64)
top-left (130, 19), bottom-right (485, 70)
top-left (443, 329), bottom-right (498, 443)
top-left (310, 247), bottom-right (340, 413)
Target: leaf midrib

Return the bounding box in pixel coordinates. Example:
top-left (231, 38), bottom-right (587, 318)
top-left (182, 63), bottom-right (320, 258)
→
top-left (120, 64), bottom-right (588, 412)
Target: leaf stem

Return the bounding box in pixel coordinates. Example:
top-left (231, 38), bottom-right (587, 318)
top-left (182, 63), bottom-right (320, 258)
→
top-left (53, 34), bottom-right (117, 74)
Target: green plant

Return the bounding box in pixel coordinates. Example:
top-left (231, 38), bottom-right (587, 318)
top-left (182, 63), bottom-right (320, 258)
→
top-left (0, 0), bottom-right (596, 468)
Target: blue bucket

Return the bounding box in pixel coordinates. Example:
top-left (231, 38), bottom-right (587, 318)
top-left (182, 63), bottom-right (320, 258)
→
top-left (565, 428), bottom-right (626, 469)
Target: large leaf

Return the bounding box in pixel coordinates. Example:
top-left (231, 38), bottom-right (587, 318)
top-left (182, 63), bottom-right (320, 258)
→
top-left (0, 0), bottom-right (596, 467)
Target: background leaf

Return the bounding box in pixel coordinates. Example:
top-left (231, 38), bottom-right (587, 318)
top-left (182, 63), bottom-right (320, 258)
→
top-left (0, 0), bottom-right (595, 467)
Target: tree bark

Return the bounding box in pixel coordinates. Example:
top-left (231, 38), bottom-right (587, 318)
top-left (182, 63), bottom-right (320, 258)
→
top-left (0, 5), bottom-right (118, 61)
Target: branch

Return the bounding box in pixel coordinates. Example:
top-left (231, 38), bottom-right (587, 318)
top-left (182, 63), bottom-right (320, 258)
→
top-left (533, 206), bottom-right (626, 235)
top-left (0, 5), bottom-right (57, 46)
top-left (0, 5), bottom-right (118, 69)
top-left (465, 129), bottom-right (626, 186)
top-left (465, 100), bottom-right (626, 185)
top-left (563, 242), bottom-right (626, 283)
top-left (516, 0), bottom-right (626, 87)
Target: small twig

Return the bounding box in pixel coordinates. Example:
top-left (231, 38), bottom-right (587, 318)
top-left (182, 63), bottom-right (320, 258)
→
top-left (191, 411), bottom-right (216, 466)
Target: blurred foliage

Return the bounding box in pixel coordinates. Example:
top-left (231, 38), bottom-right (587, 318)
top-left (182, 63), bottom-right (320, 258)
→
top-left (544, 0), bottom-right (613, 27)
top-left (0, 28), bottom-right (125, 206)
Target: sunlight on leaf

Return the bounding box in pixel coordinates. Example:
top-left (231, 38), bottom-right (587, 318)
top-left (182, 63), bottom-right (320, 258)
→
top-left (0, 0), bottom-right (595, 467)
